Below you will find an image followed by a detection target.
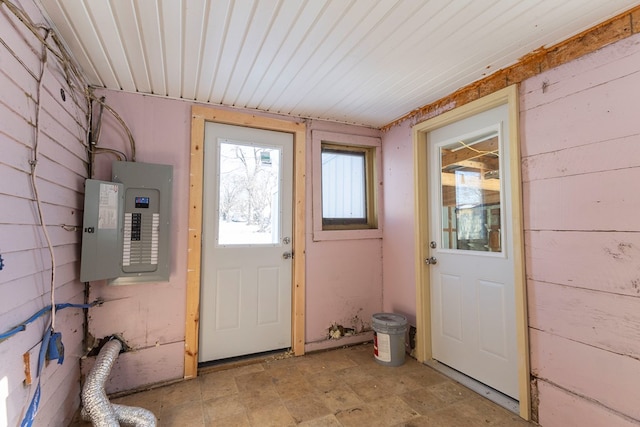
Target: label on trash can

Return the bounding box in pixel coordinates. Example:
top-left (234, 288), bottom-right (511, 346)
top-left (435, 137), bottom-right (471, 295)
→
top-left (374, 332), bottom-right (391, 363)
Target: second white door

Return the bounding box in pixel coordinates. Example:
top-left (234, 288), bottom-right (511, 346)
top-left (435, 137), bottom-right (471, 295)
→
top-left (428, 103), bottom-right (519, 399)
top-left (199, 122), bottom-right (293, 362)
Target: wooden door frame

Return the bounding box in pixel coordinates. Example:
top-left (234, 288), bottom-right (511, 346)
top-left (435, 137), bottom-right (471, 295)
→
top-left (412, 85), bottom-right (530, 419)
top-left (184, 106), bottom-right (306, 378)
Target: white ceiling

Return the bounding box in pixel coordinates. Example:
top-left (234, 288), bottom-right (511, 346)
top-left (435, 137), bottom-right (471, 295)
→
top-left (38, 0), bottom-right (640, 128)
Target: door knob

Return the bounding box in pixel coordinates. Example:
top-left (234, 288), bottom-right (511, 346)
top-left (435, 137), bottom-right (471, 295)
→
top-left (424, 256), bottom-right (437, 265)
top-left (282, 251), bottom-right (293, 260)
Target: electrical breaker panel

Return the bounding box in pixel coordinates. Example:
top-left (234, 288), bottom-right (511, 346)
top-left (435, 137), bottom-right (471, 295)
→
top-left (80, 161), bottom-right (173, 285)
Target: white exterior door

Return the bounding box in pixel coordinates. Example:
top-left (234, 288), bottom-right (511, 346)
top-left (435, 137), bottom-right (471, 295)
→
top-left (199, 122), bottom-right (293, 362)
top-left (428, 103), bottom-right (519, 399)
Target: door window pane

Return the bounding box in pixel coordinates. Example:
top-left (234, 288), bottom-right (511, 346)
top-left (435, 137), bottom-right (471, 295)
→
top-left (440, 132), bottom-right (501, 252)
top-left (217, 141), bottom-right (281, 245)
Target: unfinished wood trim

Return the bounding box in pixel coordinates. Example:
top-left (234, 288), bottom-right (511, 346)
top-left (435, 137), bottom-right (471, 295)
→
top-left (184, 112), bottom-right (205, 379)
top-left (184, 107), bottom-right (306, 379)
top-left (385, 4), bottom-right (640, 131)
top-left (412, 86), bottom-right (530, 420)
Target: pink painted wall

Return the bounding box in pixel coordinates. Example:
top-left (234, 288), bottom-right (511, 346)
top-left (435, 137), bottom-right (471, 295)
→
top-left (0, 1), bottom-right (88, 425)
top-left (381, 33), bottom-right (640, 425)
top-left (86, 90), bottom-right (383, 390)
top-left (521, 33), bottom-right (640, 426)
top-left (82, 90), bottom-right (191, 394)
top-left (380, 123), bottom-right (417, 325)
top-left (304, 120), bottom-right (383, 350)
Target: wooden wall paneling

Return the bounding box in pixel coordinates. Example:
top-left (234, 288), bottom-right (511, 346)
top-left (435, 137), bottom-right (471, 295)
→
top-left (0, 42), bottom-right (38, 91)
top-left (35, 179), bottom-right (83, 208)
top-left (521, 135), bottom-right (640, 183)
top-left (520, 67), bottom-right (640, 158)
top-left (38, 132), bottom-right (88, 177)
top-left (525, 230), bottom-right (640, 296)
top-left (38, 119), bottom-right (86, 163)
top-left (528, 280), bottom-right (640, 358)
top-left (0, 101), bottom-right (34, 144)
top-left (0, 136), bottom-right (32, 171)
top-left (0, 164), bottom-right (32, 197)
top-left (40, 102), bottom-right (85, 147)
top-left (48, 261), bottom-right (79, 287)
top-left (0, 2), bottom-right (88, 423)
top-left (536, 380), bottom-right (640, 427)
top-left (0, 195), bottom-right (80, 227)
top-left (524, 168), bottom-right (640, 232)
top-left (32, 156), bottom-right (85, 193)
top-left (0, 16), bottom-right (41, 76)
top-left (0, 69), bottom-right (34, 118)
top-left (521, 35), bottom-right (640, 112)
top-left (43, 64), bottom-right (88, 115)
top-left (0, 224), bottom-right (44, 254)
top-left (37, 363), bottom-right (82, 427)
top-left (530, 328), bottom-right (640, 420)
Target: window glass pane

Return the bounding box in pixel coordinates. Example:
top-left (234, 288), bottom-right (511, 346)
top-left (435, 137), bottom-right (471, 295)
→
top-left (322, 150), bottom-right (366, 220)
top-left (440, 133), bottom-right (501, 252)
top-left (217, 141), bottom-right (281, 245)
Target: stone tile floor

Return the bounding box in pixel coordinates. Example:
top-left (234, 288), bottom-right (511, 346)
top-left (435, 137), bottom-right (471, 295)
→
top-left (71, 343), bottom-right (535, 426)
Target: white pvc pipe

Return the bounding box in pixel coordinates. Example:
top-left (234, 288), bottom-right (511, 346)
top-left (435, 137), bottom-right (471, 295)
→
top-left (81, 339), bottom-right (156, 427)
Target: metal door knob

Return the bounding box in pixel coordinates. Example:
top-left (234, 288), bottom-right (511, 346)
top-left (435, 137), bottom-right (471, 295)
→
top-left (282, 251), bottom-right (293, 260)
top-left (425, 256), bottom-right (437, 265)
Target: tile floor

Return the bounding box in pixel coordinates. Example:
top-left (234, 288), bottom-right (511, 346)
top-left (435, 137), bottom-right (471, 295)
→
top-left (71, 343), bottom-right (535, 426)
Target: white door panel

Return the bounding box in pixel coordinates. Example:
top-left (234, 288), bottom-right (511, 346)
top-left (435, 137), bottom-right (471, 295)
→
top-left (428, 104), bottom-right (518, 399)
top-left (200, 123), bottom-right (293, 362)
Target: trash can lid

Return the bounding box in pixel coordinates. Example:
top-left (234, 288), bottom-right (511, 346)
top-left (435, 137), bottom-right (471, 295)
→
top-left (372, 312), bottom-right (407, 326)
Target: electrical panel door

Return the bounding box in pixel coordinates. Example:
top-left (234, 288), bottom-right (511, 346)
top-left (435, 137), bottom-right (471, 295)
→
top-left (80, 180), bottom-right (124, 282)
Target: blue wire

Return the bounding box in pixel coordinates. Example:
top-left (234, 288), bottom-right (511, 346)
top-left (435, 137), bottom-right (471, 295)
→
top-left (0, 301), bottom-right (100, 341)
top-left (20, 327), bottom-right (51, 427)
top-left (12, 300), bottom-right (102, 426)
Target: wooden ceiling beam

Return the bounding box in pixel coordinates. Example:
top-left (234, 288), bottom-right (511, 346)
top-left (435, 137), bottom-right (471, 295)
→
top-left (441, 171), bottom-right (501, 192)
top-left (444, 157), bottom-right (500, 171)
top-left (441, 137), bottom-right (498, 167)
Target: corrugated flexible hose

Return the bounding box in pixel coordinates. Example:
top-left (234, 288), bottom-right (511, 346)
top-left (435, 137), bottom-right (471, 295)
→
top-left (81, 339), bottom-right (157, 427)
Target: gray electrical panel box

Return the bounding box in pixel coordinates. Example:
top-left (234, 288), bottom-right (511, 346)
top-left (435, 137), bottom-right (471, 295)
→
top-left (80, 161), bottom-right (173, 285)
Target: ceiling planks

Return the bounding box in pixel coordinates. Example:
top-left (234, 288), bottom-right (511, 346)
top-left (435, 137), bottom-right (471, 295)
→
top-left (38, 0), bottom-right (640, 127)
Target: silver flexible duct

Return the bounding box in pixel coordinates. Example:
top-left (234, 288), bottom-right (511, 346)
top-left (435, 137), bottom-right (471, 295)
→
top-left (82, 339), bottom-right (120, 426)
top-left (112, 404), bottom-right (158, 425)
top-left (81, 338), bottom-right (157, 427)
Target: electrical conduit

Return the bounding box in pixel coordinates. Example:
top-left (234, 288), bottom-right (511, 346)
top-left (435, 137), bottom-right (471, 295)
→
top-left (81, 339), bottom-right (156, 426)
